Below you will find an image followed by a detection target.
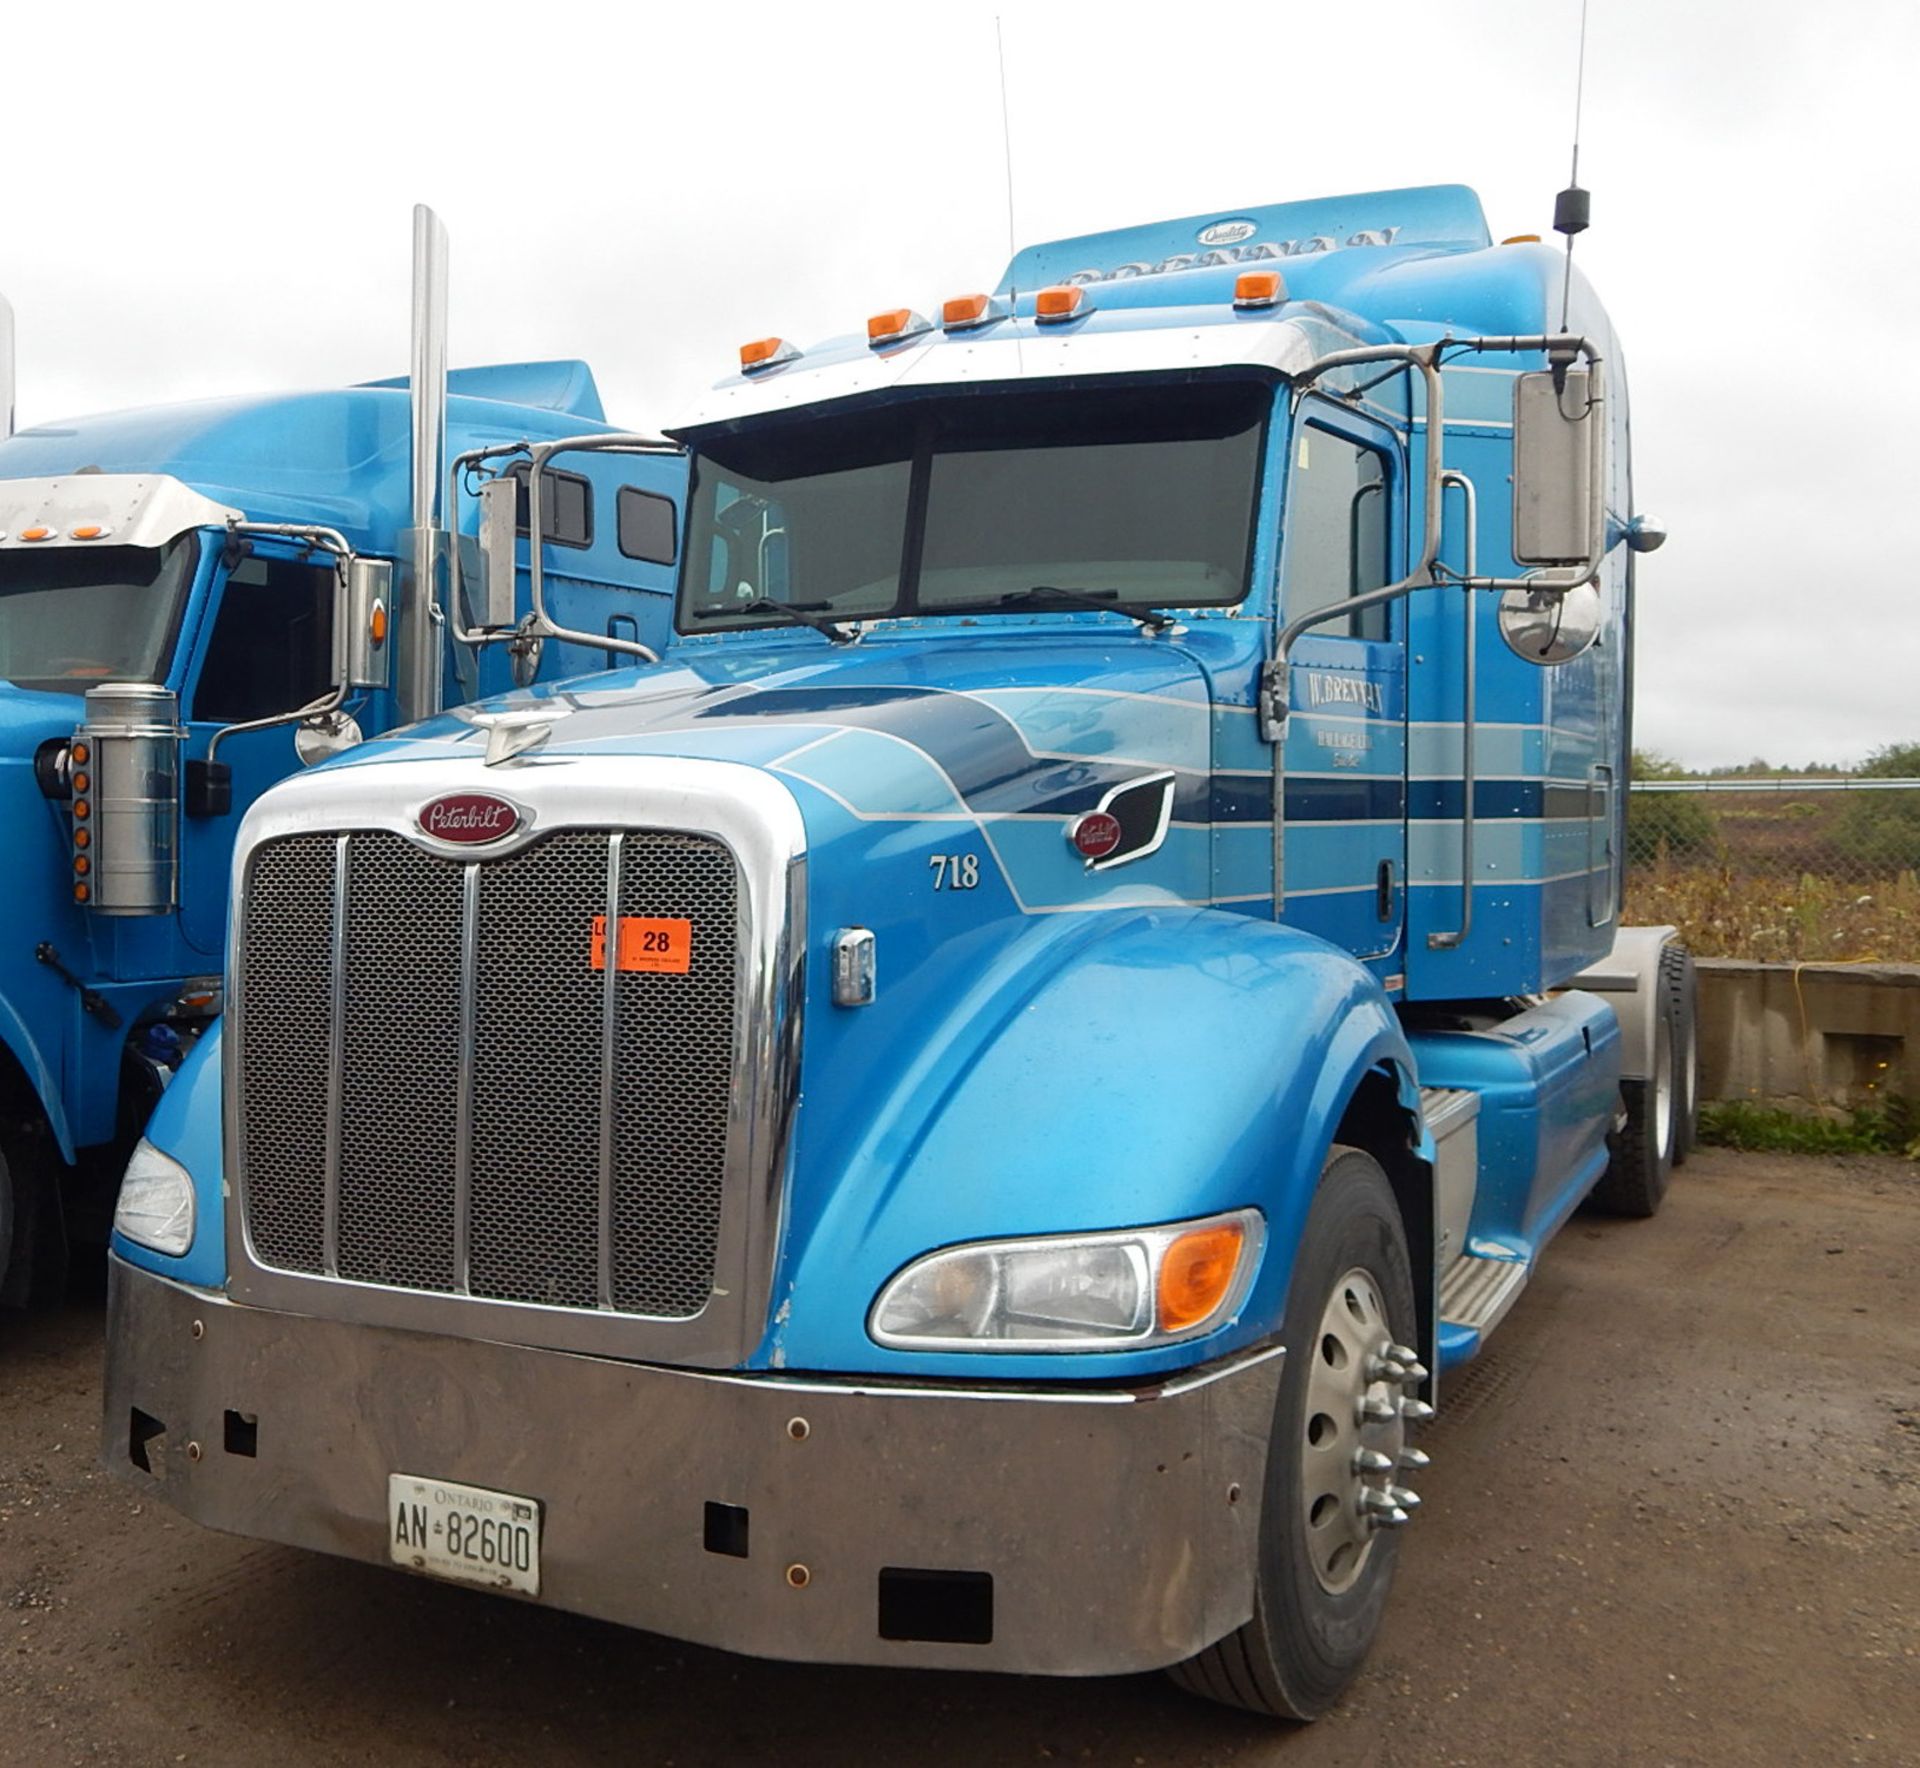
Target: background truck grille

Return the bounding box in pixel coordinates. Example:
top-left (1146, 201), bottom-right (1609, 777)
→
top-left (237, 828), bottom-right (740, 1319)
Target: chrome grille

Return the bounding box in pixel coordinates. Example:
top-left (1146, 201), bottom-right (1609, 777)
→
top-left (236, 836), bottom-right (334, 1273)
top-left (237, 827), bottom-right (741, 1320)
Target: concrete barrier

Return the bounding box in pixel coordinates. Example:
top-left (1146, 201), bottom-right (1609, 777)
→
top-left (1697, 958), bottom-right (1920, 1110)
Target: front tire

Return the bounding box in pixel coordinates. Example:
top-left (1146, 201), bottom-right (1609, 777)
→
top-left (1168, 1146), bottom-right (1421, 1720)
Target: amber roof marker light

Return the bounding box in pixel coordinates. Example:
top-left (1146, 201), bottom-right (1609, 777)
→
top-left (739, 337), bottom-right (800, 374)
top-left (1232, 270), bottom-right (1287, 310)
top-left (866, 308), bottom-right (932, 349)
top-left (941, 293), bottom-right (1008, 332)
top-left (1033, 285), bottom-right (1089, 324)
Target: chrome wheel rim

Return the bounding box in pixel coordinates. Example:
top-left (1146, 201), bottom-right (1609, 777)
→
top-left (1300, 1267), bottom-right (1418, 1594)
top-left (1652, 1004), bottom-right (1675, 1157)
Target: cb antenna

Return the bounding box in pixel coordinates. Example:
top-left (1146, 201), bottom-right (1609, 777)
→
top-left (1554, 0), bottom-right (1593, 333)
top-left (995, 17), bottom-right (1019, 273)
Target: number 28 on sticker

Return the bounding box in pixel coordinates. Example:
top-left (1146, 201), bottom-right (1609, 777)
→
top-left (590, 915), bottom-right (693, 974)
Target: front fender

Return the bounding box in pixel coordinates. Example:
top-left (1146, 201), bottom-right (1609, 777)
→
top-left (765, 906), bottom-right (1415, 1378)
top-left (0, 992), bottom-right (74, 1163)
top-left (108, 1020), bottom-right (225, 1290)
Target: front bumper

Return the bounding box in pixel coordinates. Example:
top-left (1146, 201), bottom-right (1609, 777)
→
top-left (104, 1258), bottom-right (1283, 1676)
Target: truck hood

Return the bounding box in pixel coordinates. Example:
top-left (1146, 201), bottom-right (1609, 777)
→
top-left (0, 679), bottom-right (83, 754)
top-left (345, 629), bottom-right (1240, 839)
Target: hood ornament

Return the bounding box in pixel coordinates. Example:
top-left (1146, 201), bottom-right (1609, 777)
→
top-left (464, 707), bottom-right (555, 768)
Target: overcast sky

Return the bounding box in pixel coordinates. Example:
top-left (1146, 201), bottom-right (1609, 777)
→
top-left (8, 0), bottom-right (1915, 767)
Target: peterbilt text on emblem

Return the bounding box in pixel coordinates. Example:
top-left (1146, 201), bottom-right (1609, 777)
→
top-left (417, 792), bottom-right (523, 844)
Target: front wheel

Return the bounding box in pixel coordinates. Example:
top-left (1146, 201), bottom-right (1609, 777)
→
top-left (1168, 1146), bottom-right (1424, 1720)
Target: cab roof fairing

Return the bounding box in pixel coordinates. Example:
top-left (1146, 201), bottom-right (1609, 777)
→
top-left (994, 183), bottom-right (1494, 295)
top-left (0, 381), bottom-right (632, 554)
top-left (666, 302), bottom-right (1392, 438)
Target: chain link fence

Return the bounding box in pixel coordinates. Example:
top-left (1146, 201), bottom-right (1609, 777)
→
top-left (1625, 779), bottom-right (1920, 962)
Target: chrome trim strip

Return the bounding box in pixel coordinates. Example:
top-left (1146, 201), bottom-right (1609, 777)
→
top-left (452, 862), bottom-right (480, 1295)
top-left (322, 834), bottom-right (349, 1278)
top-left (596, 833), bottom-right (623, 1311)
top-left (228, 755), bottom-right (808, 1369)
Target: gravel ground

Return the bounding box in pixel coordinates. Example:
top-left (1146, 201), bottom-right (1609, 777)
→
top-left (2, 1147), bottom-right (1915, 1767)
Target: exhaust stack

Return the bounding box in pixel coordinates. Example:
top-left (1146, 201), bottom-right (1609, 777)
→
top-left (399, 205), bottom-right (450, 723)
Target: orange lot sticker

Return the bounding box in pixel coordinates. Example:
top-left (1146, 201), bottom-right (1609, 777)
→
top-left (589, 914), bottom-right (693, 975)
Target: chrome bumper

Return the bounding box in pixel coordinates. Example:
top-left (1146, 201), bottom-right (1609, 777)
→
top-left (103, 1258), bottom-right (1283, 1676)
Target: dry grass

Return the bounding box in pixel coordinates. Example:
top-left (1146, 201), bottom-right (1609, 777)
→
top-left (1624, 858), bottom-right (1920, 962)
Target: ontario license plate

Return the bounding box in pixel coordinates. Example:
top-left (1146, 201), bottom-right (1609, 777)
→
top-left (388, 1473), bottom-right (541, 1596)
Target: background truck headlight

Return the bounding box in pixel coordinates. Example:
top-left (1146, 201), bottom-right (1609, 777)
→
top-left (114, 1139), bottom-right (195, 1257)
top-left (869, 1210), bottom-right (1263, 1351)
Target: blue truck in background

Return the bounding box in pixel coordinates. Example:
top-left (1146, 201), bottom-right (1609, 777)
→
top-left (0, 208), bottom-right (685, 1299)
top-left (103, 184), bottom-right (1694, 1720)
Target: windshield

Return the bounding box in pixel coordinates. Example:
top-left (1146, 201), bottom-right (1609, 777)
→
top-left (0, 537), bottom-right (198, 693)
top-left (679, 378), bottom-right (1269, 634)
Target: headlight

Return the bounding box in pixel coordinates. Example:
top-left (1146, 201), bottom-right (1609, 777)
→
top-left (114, 1138), bottom-right (195, 1257)
top-left (870, 1209), bottom-right (1263, 1352)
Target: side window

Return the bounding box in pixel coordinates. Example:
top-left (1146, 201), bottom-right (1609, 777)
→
top-left (194, 555), bottom-right (334, 724)
top-left (508, 463), bottom-right (593, 548)
top-left (1282, 424), bottom-right (1392, 641)
top-left (617, 486), bottom-right (678, 565)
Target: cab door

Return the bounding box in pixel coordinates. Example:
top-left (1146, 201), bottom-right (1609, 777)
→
top-left (1275, 404), bottom-right (1408, 975)
top-left (176, 545), bottom-right (336, 955)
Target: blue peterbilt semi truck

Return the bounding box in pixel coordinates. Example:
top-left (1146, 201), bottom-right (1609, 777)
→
top-left (0, 210), bottom-right (685, 1299)
top-left (103, 184), bottom-right (1693, 1719)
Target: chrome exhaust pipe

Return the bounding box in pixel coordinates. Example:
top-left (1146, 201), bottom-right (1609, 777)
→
top-left (398, 204), bottom-right (450, 723)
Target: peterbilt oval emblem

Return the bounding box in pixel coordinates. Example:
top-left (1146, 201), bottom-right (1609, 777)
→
top-left (1197, 218), bottom-right (1258, 247)
top-left (417, 792), bottom-right (521, 845)
top-left (1069, 811), bottom-right (1123, 861)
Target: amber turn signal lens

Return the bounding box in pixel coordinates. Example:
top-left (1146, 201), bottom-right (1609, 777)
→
top-left (1157, 1223), bottom-right (1247, 1331)
top-left (369, 604), bottom-right (388, 644)
top-left (1034, 285), bottom-right (1083, 321)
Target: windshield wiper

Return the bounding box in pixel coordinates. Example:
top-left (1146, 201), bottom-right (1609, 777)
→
top-left (994, 585), bottom-right (1177, 635)
top-left (690, 597), bottom-right (856, 644)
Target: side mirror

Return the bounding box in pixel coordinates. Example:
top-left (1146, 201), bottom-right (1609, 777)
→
top-left (294, 709), bottom-right (364, 767)
top-left (1512, 366), bottom-right (1604, 567)
top-left (1625, 513), bottom-right (1667, 554)
top-left (344, 558), bottom-right (394, 690)
top-left (479, 476), bottom-right (519, 628)
top-left (1497, 581), bottom-right (1603, 667)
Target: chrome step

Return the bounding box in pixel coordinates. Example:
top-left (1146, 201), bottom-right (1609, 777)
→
top-left (1438, 1252), bottom-right (1530, 1337)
